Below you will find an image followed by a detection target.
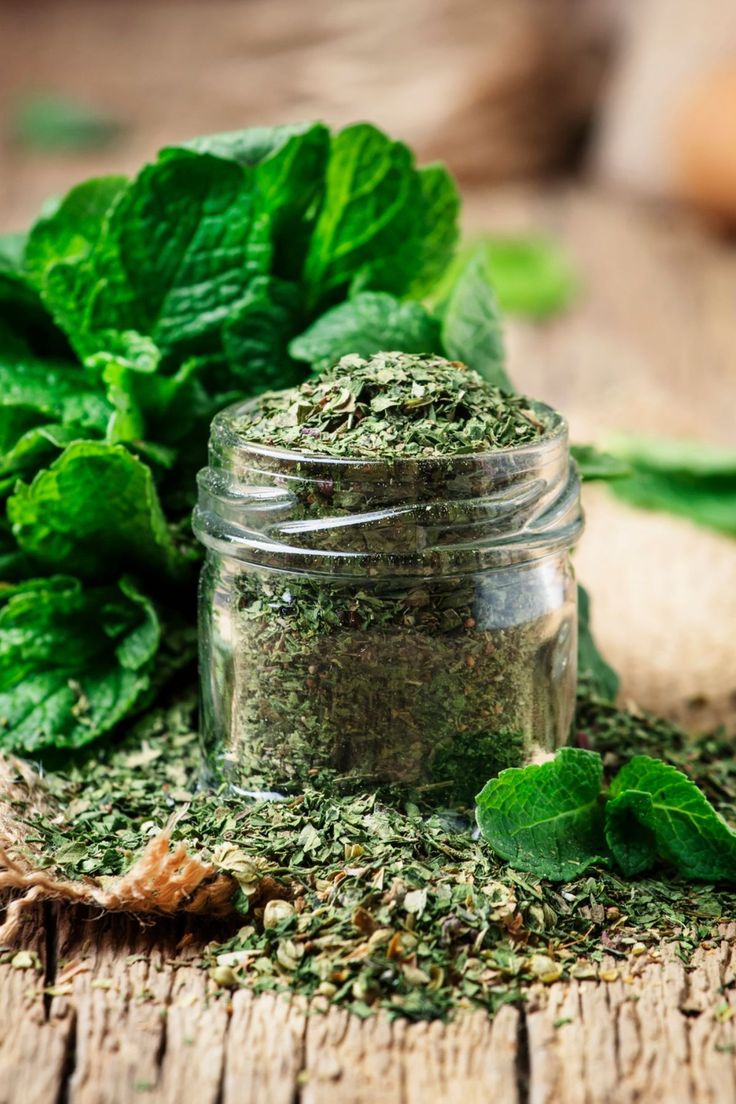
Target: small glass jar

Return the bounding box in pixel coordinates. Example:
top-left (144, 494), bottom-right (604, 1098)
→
top-left (193, 398), bottom-right (584, 801)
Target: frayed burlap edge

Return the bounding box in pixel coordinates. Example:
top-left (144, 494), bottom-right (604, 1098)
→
top-left (0, 755), bottom-right (238, 944)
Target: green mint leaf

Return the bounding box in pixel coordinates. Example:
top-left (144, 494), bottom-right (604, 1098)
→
top-left (577, 584), bottom-right (619, 701)
top-left (475, 747), bottom-right (608, 881)
top-left (437, 249), bottom-right (509, 389)
top-left (0, 424), bottom-right (86, 495)
top-left (303, 123), bottom-right (424, 310)
top-left (608, 436), bottom-right (736, 537)
top-left (222, 276), bottom-right (304, 393)
top-left (290, 292), bottom-right (442, 373)
top-left (0, 235), bottom-right (65, 358)
top-left (0, 357), bottom-right (111, 493)
top-left (571, 444), bottom-right (630, 482)
top-left (25, 175), bottom-right (127, 285)
top-left (607, 756), bottom-right (736, 882)
top-left (0, 575), bottom-right (158, 753)
top-left (11, 94), bottom-right (123, 152)
top-left (604, 790), bottom-right (659, 877)
top-left (7, 441), bottom-right (190, 582)
top-left (47, 153), bottom-right (271, 361)
top-left (407, 164), bottom-right (460, 298)
top-left (479, 236), bottom-right (577, 319)
top-left (172, 121), bottom-right (323, 167)
top-left (101, 359), bottom-right (206, 450)
top-left (0, 232), bottom-right (28, 269)
top-left (169, 123), bottom-right (330, 282)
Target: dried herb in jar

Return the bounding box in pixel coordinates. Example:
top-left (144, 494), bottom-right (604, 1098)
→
top-left (195, 352), bottom-right (582, 797)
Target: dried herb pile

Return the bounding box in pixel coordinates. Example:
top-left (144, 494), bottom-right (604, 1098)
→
top-left (233, 352), bottom-right (549, 458)
top-left (10, 692), bottom-right (736, 1021)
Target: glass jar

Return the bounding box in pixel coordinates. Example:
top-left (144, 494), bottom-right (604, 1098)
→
top-left (193, 398), bottom-right (584, 802)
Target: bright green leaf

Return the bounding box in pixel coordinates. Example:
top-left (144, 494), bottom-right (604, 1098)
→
top-left (607, 436), bottom-right (736, 537)
top-left (481, 236), bottom-right (577, 319)
top-left (407, 164), bottom-right (460, 298)
top-left (577, 584), bottom-right (619, 701)
top-left (7, 441), bottom-right (190, 581)
top-left (290, 291), bottom-right (442, 372)
top-left (25, 175), bottom-right (127, 285)
top-left (607, 756), bottom-right (736, 882)
top-left (0, 575), bottom-right (158, 753)
top-left (571, 444), bottom-right (630, 482)
top-left (438, 249), bottom-right (509, 389)
top-left (475, 747), bottom-right (608, 881)
top-left (172, 123), bottom-right (331, 282)
top-left (223, 276), bottom-right (304, 392)
top-left (0, 357), bottom-right (110, 458)
top-left (303, 124), bottom-right (423, 309)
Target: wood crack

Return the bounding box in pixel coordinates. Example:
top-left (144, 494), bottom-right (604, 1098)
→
top-left (42, 901), bottom-right (56, 1022)
top-left (515, 1003), bottom-right (530, 1104)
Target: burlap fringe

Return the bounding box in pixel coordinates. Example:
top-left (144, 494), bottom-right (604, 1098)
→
top-left (0, 756), bottom-right (238, 945)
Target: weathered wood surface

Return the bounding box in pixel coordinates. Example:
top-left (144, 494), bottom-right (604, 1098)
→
top-left (0, 186), bottom-right (735, 1100)
top-left (2, 900), bottom-right (736, 1104)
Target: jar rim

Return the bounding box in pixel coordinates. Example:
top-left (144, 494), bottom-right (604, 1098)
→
top-left (194, 394), bottom-right (583, 576)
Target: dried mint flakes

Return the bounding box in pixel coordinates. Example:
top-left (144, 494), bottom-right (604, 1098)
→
top-left (232, 351), bottom-right (549, 458)
top-left (11, 691), bottom-right (736, 1022)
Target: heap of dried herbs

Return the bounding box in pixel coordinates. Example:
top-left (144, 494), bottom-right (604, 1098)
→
top-left (11, 691), bottom-right (736, 1021)
top-left (197, 353), bottom-right (580, 795)
top-left (232, 352), bottom-right (549, 457)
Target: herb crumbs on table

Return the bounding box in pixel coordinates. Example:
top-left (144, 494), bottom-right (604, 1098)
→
top-left (11, 691), bottom-right (736, 1021)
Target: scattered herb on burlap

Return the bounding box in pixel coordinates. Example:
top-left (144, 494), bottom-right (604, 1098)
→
top-left (7, 691), bottom-right (736, 1021)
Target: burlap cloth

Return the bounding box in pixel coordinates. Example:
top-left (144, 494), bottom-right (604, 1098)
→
top-left (0, 756), bottom-right (238, 944)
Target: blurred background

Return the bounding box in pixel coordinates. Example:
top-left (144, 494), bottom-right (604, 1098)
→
top-left (0, 0), bottom-right (735, 728)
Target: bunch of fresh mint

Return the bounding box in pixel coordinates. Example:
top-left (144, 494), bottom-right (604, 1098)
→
top-left (1, 122), bottom-right (527, 755)
top-left (476, 747), bottom-right (736, 884)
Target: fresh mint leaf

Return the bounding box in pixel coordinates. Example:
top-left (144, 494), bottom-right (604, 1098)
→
top-left (303, 124), bottom-right (424, 309)
top-left (577, 584), bottom-right (619, 701)
top-left (480, 236), bottom-right (576, 319)
top-left (408, 164), bottom-right (460, 298)
top-left (0, 357), bottom-right (110, 450)
top-left (0, 236), bottom-right (66, 357)
top-left (475, 747), bottom-right (608, 881)
top-left (0, 232), bottom-right (27, 268)
top-left (174, 121), bottom-right (323, 167)
top-left (608, 436), bottom-right (736, 537)
top-left (7, 441), bottom-right (190, 581)
top-left (290, 292), bottom-right (442, 372)
top-left (604, 790), bottom-right (659, 877)
top-left (101, 358), bottom-right (207, 449)
top-left (44, 153), bottom-right (271, 362)
top-left (0, 575), bottom-right (158, 753)
top-left (12, 94), bottom-right (123, 152)
top-left (170, 123), bottom-right (330, 281)
top-left (571, 445), bottom-right (630, 482)
top-left (606, 756), bottom-right (736, 882)
top-left (437, 249), bottom-right (509, 389)
top-left (25, 175), bottom-right (127, 285)
top-left (0, 424), bottom-right (84, 494)
top-left (222, 276), bottom-right (304, 392)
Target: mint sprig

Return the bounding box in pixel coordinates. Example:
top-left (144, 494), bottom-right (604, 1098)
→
top-left (475, 748), bottom-right (608, 881)
top-left (476, 749), bottom-right (736, 884)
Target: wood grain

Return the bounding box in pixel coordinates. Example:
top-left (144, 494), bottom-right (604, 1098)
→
top-left (2, 900), bottom-right (736, 1104)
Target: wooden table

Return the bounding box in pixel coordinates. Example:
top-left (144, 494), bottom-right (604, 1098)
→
top-left (2, 187), bottom-right (735, 1103)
